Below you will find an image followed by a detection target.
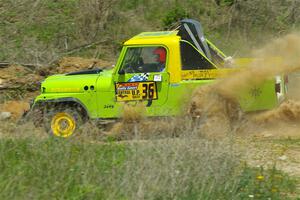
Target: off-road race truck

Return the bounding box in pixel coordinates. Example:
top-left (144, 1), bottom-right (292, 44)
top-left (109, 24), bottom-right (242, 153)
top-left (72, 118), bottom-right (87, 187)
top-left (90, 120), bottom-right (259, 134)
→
top-left (30, 19), bottom-right (287, 137)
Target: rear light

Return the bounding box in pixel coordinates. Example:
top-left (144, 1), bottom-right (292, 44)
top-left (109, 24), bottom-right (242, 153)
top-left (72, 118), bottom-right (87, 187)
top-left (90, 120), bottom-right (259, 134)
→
top-left (275, 83), bottom-right (281, 93)
top-left (275, 76), bottom-right (281, 93)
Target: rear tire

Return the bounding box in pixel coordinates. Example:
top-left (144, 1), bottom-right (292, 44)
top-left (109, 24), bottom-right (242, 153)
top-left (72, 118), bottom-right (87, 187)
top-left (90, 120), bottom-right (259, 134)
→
top-left (44, 107), bottom-right (83, 138)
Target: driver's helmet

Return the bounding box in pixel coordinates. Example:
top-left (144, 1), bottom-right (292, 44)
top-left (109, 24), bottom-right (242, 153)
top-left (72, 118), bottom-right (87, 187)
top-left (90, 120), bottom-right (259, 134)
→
top-left (153, 47), bottom-right (166, 64)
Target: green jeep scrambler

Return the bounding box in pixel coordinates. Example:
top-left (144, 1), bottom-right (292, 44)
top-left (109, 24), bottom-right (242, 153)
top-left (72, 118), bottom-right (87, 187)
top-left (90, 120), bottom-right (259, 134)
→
top-left (31, 19), bottom-right (287, 137)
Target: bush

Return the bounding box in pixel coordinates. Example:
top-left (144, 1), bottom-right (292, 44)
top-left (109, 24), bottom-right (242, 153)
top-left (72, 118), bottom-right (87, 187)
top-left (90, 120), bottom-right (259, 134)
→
top-left (162, 7), bottom-right (189, 29)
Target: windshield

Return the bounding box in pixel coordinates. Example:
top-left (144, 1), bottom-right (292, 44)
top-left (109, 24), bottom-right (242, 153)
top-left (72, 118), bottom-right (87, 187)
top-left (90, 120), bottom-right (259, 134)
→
top-left (119, 46), bottom-right (167, 73)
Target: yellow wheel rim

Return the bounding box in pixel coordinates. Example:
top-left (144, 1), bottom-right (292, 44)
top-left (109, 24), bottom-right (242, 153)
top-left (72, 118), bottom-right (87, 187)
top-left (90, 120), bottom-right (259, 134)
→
top-left (51, 112), bottom-right (76, 137)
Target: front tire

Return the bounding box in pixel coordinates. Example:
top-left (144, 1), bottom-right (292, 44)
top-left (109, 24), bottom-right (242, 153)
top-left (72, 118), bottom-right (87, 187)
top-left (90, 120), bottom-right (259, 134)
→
top-left (44, 108), bottom-right (83, 138)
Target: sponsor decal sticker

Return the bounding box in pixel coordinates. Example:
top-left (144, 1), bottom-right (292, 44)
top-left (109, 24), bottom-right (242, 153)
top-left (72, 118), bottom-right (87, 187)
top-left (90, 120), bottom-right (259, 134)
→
top-left (116, 81), bottom-right (157, 102)
top-left (181, 69), bottom-right (236, 80)
top-left (153, 74), bottom-right (162, 82)
top-left (250, 86), bottom-right (262, 98)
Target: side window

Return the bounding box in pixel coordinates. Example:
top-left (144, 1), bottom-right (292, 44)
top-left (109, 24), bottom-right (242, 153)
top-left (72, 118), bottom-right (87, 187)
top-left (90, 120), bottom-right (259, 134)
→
top-left (119, 46), bottom-right (167, 73)
top-left (180, 41), bottom-right (214, 70)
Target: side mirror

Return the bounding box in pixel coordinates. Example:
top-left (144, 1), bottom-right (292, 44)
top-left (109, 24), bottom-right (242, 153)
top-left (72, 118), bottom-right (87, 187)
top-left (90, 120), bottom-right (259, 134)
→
top-left (118, 69), bottom-right (125, 75)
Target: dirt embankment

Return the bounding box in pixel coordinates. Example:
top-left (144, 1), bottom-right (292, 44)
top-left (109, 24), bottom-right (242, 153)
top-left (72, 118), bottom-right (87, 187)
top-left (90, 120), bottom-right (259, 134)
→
top-left (0, 57), bottom-right (113, 120)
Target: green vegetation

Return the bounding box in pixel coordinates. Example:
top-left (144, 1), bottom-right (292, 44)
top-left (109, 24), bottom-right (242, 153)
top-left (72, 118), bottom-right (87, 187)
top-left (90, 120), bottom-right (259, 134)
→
top-left (1, 0), bottom-right (300, 64)
top-left (274, 138), bottom-right (300, 147)
top-left (0, 136), bottom-right (296, 199)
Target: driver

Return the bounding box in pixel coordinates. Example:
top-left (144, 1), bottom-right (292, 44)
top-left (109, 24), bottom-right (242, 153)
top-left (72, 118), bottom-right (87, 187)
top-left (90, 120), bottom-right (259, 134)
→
top-left (153, 47), bottom-right (166, 72)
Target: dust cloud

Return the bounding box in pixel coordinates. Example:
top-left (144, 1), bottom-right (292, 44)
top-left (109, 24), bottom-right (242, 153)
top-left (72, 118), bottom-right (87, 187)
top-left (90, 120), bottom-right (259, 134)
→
top-left (189, 33), bottom-right (300, 139)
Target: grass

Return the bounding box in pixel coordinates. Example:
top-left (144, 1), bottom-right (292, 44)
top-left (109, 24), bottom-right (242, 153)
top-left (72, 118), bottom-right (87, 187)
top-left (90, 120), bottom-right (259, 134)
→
top-left (273, 138), bottom-right (300, 147)
top-left (0, 138), bottom-right (127, 199)
top-left (0, 130), bottom-right (296, 199)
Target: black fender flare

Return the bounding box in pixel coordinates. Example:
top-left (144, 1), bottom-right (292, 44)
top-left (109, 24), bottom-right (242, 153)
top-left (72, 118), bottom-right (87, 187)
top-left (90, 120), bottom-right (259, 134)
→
top-left (32, 97), bottom-right (90, 119)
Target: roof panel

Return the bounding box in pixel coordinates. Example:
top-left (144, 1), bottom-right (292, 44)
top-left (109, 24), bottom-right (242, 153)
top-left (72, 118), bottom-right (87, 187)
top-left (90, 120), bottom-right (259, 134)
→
top-left (125, 31), bottom-right (180, 45)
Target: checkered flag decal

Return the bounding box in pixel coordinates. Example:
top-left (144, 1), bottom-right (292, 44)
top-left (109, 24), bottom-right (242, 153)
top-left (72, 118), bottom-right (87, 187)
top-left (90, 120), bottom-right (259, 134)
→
top-left (128, 73), bottom-right (150, 82)
top-left (141, 73), bottom-right (149, 80)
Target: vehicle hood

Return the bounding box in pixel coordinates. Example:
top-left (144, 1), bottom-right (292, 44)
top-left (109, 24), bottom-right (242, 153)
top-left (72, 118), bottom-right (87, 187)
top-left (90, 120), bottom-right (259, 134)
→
top-left (41, 68), bottom-right (113, 93)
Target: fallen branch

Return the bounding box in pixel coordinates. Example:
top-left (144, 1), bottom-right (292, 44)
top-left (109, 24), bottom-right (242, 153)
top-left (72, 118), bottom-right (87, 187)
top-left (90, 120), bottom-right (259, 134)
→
top-left (63, 40), bottom-right (108, 55)
top-left (0, 62), bottom-right (40, 70)
top-left (0, 62), bottom-right (10, 68)
top-left (0, 86), bottom-right (22, 90)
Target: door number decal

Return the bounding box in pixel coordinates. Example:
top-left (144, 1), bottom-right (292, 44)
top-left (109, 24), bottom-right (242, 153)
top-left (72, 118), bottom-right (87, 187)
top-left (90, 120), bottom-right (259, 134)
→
top-left (115, 81), bottom-right (158, 102)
